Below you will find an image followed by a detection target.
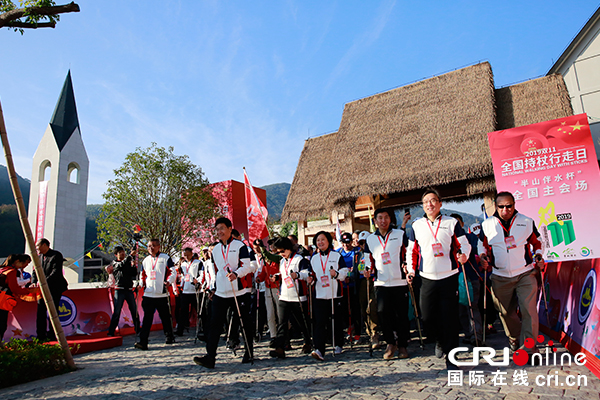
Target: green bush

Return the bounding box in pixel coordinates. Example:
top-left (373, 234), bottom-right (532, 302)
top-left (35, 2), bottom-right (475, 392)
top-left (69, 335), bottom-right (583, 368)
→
top-left (0, 338), bottom-right (75, 388)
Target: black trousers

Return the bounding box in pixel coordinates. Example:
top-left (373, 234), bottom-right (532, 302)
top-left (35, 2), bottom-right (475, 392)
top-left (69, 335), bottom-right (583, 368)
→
top-left (376, 285), bottom-right (410, 347)
top-left (274, 299), bottom-right (310, 350)
top-left (139, 296), bottom-right (174, 345)
top-left (108, 288), bottom-right (140, 335)
top-left (420, 274), bottom-right (459, 355)
top-left (313, 298), bottom-right (344, 354)
top-left (206, 293), bottom-right (254, 360)
top-left (36, 287), bottom-right (64, 340)
top-left (177, 293), bottom-right (197, 334)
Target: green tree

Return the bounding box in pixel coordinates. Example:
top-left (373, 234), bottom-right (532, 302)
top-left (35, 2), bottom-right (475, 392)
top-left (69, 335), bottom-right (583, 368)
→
top-left (97, 143), bottom-right (218, 257)
top-left (0, 1), bottom-right (79, 33)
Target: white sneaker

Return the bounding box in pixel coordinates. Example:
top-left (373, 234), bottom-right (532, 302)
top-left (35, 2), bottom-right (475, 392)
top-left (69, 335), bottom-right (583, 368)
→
top-left (311, 350), bottom-right (324, 361)
top-left (334, 346), bottom-right (343, 355)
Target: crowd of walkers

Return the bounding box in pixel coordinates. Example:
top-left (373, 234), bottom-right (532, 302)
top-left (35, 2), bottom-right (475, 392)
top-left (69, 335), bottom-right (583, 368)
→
top-left (0, 188), bottom-right (546, 372)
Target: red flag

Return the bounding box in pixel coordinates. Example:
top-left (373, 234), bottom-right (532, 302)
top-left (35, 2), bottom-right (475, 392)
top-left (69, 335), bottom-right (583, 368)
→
top-left (243, 169), bottom-right (269, 243)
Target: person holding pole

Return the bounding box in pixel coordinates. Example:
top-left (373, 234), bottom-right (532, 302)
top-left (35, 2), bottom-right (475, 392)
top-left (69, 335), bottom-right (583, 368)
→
top-left (33, 238), bottom-right (68, 342)
top-left (193, 217), bottom-right (256, 368)
top-left (302, 231), bottom-right (348, 361)
top-left (253, 239), bottom-right (280, 348)
top-left (176, 247), bottom-right (202, 337)
top-left (406, 189), bottom-right (471, 370)
top-left (478, 191), bottom-right (544, 354)
top-left (268, 236), bottom-right (311, 359)
top-left (135, 238), bottom-right (176, 350)
top-left (363, 208), bottom-right (411, 360)
top-left (106, 246), bottom-right (140, 337)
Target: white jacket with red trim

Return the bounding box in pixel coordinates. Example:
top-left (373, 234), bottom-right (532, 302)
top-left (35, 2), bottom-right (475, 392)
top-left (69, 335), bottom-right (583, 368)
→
top-left (406, 214), bottom-right (471, 281)
top-left (479, 212), bottom-right (543, 279)
top-left (141, 253), bottom-right (175, 298)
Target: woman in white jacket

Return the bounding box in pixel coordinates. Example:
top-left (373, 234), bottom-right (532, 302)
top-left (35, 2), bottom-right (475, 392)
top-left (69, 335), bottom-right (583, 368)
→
top-left (302, 231), bottom-right (348, 361)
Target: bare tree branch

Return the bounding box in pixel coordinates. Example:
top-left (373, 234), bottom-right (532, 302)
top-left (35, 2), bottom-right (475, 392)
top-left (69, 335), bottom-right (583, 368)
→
top-left (0, 2), bottom-right (80, 29)
top-left (4, 21), bottom-right (55, 28)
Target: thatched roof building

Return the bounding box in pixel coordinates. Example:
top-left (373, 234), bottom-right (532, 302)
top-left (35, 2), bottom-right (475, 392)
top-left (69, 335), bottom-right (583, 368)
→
top-left (282, 62), bottom-right (573, 237)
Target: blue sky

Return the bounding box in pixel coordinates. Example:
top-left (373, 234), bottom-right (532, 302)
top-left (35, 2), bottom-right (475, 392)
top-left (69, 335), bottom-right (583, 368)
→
top-left (1, 1), bottom-right (599, 215)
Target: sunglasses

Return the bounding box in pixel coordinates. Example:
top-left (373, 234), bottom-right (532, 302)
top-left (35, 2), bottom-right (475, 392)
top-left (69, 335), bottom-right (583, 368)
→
top-left (497, 204), bottom-right (514, 209)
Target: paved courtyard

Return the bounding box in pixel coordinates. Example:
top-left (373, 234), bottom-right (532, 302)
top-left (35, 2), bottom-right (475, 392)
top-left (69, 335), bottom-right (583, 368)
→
top-left (1, 324), bottom-right (598, 400)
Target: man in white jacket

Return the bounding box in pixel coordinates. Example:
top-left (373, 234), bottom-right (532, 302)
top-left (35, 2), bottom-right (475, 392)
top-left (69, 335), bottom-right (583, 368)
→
top-left (135, 238), bottom-right (176, 350)
top-left (406, 189), bottom-right (470, 370)
top-left (479, 191), bottom-right (545, 353)
top-left (193, 217), bottom-right (257, 368)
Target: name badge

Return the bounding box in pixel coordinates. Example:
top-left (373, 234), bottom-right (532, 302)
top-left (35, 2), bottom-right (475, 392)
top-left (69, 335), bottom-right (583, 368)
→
top-left (150, 270), bottom-right (157, 280)
top-left (381, 251), bottom-right (392, 265)
top-left (284, 276), bottom-right (294, 289)
top-left (432, 243), bottom-right (444, 257)
top-left (505, 236), bottom-right (517, 250)
top-left (184, 274), bottom-right (191, 282)
top-left (321, 275), bottom-right (330, 287)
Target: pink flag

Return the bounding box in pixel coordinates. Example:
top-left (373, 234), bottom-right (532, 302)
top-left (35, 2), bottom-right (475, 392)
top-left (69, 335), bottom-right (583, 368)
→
top-left (244, 169), bottom-right (269, 243)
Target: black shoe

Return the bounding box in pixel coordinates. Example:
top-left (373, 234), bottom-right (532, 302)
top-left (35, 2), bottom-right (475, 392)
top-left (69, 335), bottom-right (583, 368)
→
top-left (174, 331), bottom-right (184, 337)
top-left (134, 342), bottom-right (148, 350)
top-left (242, 353), bottom-right (253, 364)
top-left (196, 334), bottom-right (206, 342)
top-left (269, 348), bottom-right (285, 359)
top-left (269, 339), bottom-right (277, 349)
top-left (165, 337), bottom-right (175, 344)
top-left (435, 342), bottom-right (444, 358)
top-left (193, 355), bottom-right (215, 369)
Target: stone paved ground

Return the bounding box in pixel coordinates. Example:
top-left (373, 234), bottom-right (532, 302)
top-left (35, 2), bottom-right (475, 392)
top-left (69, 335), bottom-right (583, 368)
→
top-left (1, 324), bottom-right (599, 400)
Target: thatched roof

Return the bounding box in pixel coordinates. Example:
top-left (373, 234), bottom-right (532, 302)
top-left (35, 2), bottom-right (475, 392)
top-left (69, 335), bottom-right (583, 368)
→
top-left (495, 74), bottom-right (573, 130)
top-left (282, 63), bottom-right (573, 222)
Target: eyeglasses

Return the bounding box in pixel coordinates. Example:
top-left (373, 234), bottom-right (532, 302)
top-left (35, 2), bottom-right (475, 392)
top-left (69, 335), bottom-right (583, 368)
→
top-left (422, 199), bottom-right (439, 205)
top-left (497, 204), bottom-right (514, 209)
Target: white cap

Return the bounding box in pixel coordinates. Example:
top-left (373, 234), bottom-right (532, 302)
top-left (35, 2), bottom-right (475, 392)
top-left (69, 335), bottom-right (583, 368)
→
top-left (358, 231), bottom-right (370, 241)
top-left (470, 223), bottom-right (481, 235)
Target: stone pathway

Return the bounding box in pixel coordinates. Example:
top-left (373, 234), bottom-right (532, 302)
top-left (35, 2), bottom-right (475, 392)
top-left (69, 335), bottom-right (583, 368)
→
top-left (1, 325), bottom-right (598, 399)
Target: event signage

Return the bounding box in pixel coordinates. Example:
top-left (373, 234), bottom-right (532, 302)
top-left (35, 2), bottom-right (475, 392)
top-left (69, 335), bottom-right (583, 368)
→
top-left (487, 114), bottom-right (600, 262)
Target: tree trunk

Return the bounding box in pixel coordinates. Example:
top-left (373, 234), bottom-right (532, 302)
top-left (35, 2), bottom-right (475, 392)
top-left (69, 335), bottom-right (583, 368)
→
top-left (0, 100), bottom-right (75, 369)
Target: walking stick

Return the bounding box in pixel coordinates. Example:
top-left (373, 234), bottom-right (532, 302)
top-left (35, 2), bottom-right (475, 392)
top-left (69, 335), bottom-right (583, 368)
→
top-left (483, 269), bottom-right (487, 345)
top-left (230, 280), bottom-right (254, 364)
top-left (536, 255), bottom-right (551, 328)
top-left (255, 285), bottom-right (260, 343)
top-left (291, 275), bottom-right (312, 349)
top-left (346, 284), bottom-right (353, 349)
top-left (330, 267), bottom-right (336, 357)
top-left (366, 275), bottom-right (374, 357)
top-left (459, 258), bottom-right (479, 347)
top-left (407, 281), bottom-right (424, 350)
top-left (194, 288), bottom-right (205, 344)
top-left (226, 310), bottom-right (237, 356)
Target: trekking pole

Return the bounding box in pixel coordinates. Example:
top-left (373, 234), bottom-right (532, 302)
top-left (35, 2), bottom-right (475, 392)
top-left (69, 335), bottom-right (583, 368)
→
top-left (407, 280), bottom-right (424, 350)
top-left (330, 266), bottom-right (336, 357)
top-left (291, 274), bottom-right (312, 349)
top-left (133, 285), bottom-right (140, 343)
top-left (194, 288), bottom-right (205, 344)
top-left (346, 284), bottom-right (353, 349)
top-left (229, 279), bottom-right (254, 364)
top-left (226, 310), bottom-right (237, 356)
top-left (483, 269), bottom-right (487, 345)
top-left (366, 272), bottom-right (373, 357)
top-left (536, 254), bottom-right (551, 328)
top-left (458, 252), bottom-right (479, 347)
top-left (255, 284), bottom-right (260, 343)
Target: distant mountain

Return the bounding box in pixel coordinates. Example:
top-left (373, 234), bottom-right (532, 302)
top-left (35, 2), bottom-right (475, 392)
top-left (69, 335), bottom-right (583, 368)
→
top-left (260, 182), bottom-right (291, 221)
top-left (0, 164), bottom-right (30, 206)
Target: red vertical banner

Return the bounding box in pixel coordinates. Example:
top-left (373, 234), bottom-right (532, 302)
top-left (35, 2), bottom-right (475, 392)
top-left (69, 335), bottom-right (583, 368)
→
top-left (35, 180), bottom-right (49, 243)
top-left (243, 169), bottom-right (269, 243)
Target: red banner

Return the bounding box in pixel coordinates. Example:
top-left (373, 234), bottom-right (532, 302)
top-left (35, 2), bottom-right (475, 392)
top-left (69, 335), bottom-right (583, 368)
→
top-left (35, 181), bottom-right (48, 243)
top-left (243, 169), bottom-right (269, 243)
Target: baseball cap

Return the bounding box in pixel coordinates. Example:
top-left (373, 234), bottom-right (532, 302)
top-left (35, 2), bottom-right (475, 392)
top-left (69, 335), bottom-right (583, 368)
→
top-left (358, 231), bottom-right (370, 242)
top-left (341, 232), bottom-right (352, 243)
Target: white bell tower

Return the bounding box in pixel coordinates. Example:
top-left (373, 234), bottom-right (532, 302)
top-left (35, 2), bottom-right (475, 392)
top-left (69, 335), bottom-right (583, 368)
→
top-left (27, 71), bottom-right (89, 283)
